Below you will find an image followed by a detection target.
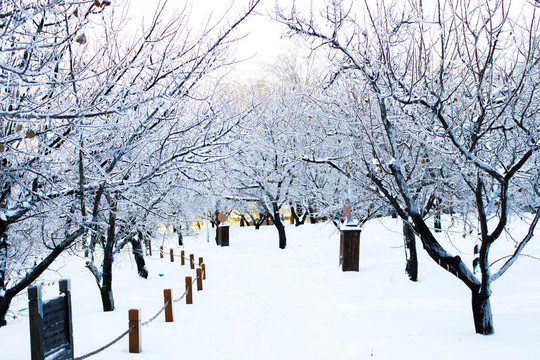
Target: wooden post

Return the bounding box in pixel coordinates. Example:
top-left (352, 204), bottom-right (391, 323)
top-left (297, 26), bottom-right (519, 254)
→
top-left (217, 224), bottom-right (229, 246)
top-left (164, 289), bottom-right (173, 322)
top-left (198, 257), bottom-right (203, 266)
top-left (128, 309), bottom-right (142, 353)
top-left (170, 248), bottom-right (174, 262)
top-left (201, 264), bottom-right (206, 280)
top-left (340, 226), bottom-right (361, 272)
top-left (185, 277), bottom-right (193, 304)
top-left (196, 268), bottom-right (203, 291)
top-left (181, 250), bottom-right (185, 265)
top-left (28, 285), bottom-right (44, 360)
top-left (160, 246), bottom-right (164, 259)
top-left (59, 279), bottom-right (74, 357)
top-left (189, 254), bottom-right (195, 269)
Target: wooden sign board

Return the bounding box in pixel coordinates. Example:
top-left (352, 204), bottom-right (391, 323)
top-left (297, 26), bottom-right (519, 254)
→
top-left (28, 279), bottom-right (74, 360)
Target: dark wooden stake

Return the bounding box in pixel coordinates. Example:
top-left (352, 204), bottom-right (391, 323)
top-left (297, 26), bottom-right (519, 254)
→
top-left (164, 289), bottom-right (173, 322)
top-left (185, 277), bottom-right (193, 304)
top-left (196, 268), bottom-right (203, 291)
top-left (340, 227), bottom-right (361, 272)
top-left (160, 246), bottom-right (164, 259)
top-left (170, 248), bottom-right (174, 262)
top-left (201, 264), bottom-right (206, 280)
top-left (129, 309), bottom-right (141, 353)
top-left (198, 257), bottom-right (204, 266)
top-left (28, 285), bottom-right (44, 360)
top-left (181, 250), bottom-right (185, 265)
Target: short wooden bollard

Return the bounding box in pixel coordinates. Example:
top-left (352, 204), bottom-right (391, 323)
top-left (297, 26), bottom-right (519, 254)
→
top-left (198, 257), bottom-right (203, 266)
top-left (201, 264), bottom-right (206, 280)
top-left (170, 248), bottom-right (174, 262)
top-left (160, 246), bottom-right (164, 259)
top-left (190, 254), bottom-right (195, 269)
top-left (185, 277), bottom-right (193, 304)
top-left (181, 250), bottom-right (185, 265)
top-left (164, 289), bottom-right (173, 322)
top-left (196, 268), bottom-right (203, 291)
top-left (129, 309), bottom-right (142, 353)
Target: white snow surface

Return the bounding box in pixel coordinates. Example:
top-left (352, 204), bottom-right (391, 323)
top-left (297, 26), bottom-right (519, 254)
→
top-left (1, 217), bottom-right (539, 359)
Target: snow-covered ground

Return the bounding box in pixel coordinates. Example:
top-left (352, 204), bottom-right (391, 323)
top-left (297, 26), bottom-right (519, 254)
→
top-left (1, 216), bottom-right (539, 359)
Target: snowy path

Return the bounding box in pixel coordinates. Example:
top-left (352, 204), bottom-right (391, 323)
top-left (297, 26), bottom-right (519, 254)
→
top-left (1, 218), bottom-right (539, 359)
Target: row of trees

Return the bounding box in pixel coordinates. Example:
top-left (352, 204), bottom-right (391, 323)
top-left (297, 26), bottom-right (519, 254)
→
top-left (1, 0), bottom-right (538, 337)
top-left (0, 0), bottom-right (261, 325)
top-left (207, 0), bottom-right (540, 335)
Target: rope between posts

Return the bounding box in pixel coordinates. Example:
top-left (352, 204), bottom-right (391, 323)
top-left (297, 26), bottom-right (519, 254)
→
top-left (74, 326), bottom-right (135, 360)
top-left (142, 300), bottom-right (170, 327)
top-left (173, 285), bottom-right (191, 303)
top-left (73, 249), bottom-right (205, 359)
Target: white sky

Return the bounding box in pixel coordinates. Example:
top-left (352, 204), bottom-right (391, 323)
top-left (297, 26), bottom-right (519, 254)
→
top-left (123, 0), bottom-right (312, 81)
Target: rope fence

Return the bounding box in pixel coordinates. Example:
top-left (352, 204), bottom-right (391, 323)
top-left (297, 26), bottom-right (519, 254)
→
top-left (72, 249), bottom-right (207, 359)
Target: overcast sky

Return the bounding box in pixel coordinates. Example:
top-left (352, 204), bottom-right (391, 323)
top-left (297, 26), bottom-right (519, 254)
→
top-left (123, 0), bottom-right (309, 81)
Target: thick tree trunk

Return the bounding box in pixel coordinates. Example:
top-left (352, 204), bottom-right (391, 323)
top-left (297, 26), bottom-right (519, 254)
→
top-left (403, 221), bottom-right (418, 281)
top-left (275, 219), bottom-right (287, 249)
top-left (0, 289), bottom-right (13, 327)
top-left (472, 289), bottom-right (495, 335)
top-left (272, 204), bottom-right (287, 249)
top-left (131, 233), bottom-right (148, 279)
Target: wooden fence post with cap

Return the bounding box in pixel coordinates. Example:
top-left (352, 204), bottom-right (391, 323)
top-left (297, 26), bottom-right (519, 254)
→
top-left (28, 285), bottom-right (44, 360)
top-left (190, 254), bottom-right (195, 269)
top-left (196, 268), bottom-right (203, 291)
top-left (129, 309), bottom-right (142, 353)
top-left (59, 279), bottom-right (74, 357)
top-left (185, 276), bottom-right (193, 304)
top-left (170, 248), bottom-right (174, 262)
top-left (201, 264), bottom-right (206, 280)
top-left (181, 250), bottom-right (185, 265)
top-left (164, 289), bottom-right (173, 322)
top-left (340, 224), bottom-right (361, 272)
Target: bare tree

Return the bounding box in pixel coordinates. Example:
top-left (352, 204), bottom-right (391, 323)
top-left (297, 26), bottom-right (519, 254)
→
top-left (0, 0), bottom-right (261, 322)
top-left (278, 0), bottom-right (540, 334)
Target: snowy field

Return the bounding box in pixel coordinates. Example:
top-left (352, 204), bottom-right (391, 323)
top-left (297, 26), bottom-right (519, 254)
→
top-left (1, 216), bottom-right (539, 359)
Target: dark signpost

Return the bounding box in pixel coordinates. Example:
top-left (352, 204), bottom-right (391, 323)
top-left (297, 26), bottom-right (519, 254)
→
top-left (340, 201), bottom-right (361, 271)
top-left (28, 279), bottom-right (74, 360)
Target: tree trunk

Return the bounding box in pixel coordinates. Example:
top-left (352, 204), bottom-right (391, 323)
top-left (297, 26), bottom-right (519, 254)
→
top-left (290, 205), bottom-right (298, 225)
top-left (403, 221), bottom-right (418, 281)
top-left (101, 196), bottom-right (116, 312)
top-left (254, 215), bottom-right (265, 230)
top-left (0, 235), bottom-right (7, 326)
top-left (0, 227), bottom-right (85, 327)
top-left (272, 203), bottom-right (287, 249)
top-left (0, 289), bottom-right (13, 327)
top-left (434, 199), bottom-right (442, 233)
top-left (471, 289), bottom-right (495, 335)
top-left (132, 233), bottom-right (148, 279)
